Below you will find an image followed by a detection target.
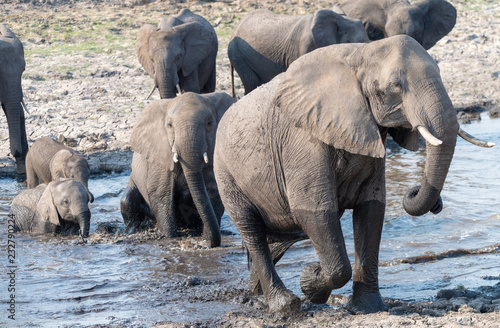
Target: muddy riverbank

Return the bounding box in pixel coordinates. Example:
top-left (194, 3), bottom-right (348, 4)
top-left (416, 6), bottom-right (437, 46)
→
top-left (0, 0), bottom-right (499, 327)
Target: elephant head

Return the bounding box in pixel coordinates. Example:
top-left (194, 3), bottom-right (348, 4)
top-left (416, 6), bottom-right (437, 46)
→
top-left (0, 24), bottom-right (28, 174)
top-left (310, 9), bottom-right (369, 49)
top-left (137, 20), bottom-right (214, 99)
top-left (36, 179), bottom-right (92, 237)
top-left (131, 92), bottom-right (235, 246)
top-left (275, 35), bottom-right (467, 217)
top-left (51, 149), bottom-right (94, 203)
top-left (341, 0), bottom-right (457, 50)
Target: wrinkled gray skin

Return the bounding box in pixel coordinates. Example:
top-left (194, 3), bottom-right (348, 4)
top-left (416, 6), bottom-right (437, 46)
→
top-left (137, 8), bottom-right (218, 99)
top-left (214, 36), bottom-right (459, 313)
top-left (11, 179), bottom-right (92, 237)
top-left (26, 136), bottom-right (94, 203)
top-left (121, 92), bottom-right (235, 247)
top-left (228, 9), bottom-right (369, 95)
top-left (340, 0), bottom-right (456, 49)
top-left (0, 24), bottom-right (28, 175)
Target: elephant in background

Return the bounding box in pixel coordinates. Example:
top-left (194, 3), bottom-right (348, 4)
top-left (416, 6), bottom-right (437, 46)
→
top-left (11, 179), bottom-right (92, 237)
top-left (228, 9), bottom-right (369, 96)
top-left (137, 8), bottom-right (218, 99)
top-left (0, 24), bottom-right (28, 176)
top-left (340, 0), bottom-right (457, 49)
top-left (26, 136), bottom-right (94, 203)
top-left (121, 92), bottom-right (235, 247)
top-left (215, 35), bottom-right (489, 313)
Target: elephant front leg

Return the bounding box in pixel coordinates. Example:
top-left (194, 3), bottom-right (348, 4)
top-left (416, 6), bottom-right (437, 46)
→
top-left (298, 209), bottom-right (352, 304)
top-left (120, 181), bottom-right (155, 233)
top-left (349, 200), bottom-right (386, 313)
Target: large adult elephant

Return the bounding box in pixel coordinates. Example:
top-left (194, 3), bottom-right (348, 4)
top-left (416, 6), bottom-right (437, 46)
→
top-left (228, 9), bottom-right (369, 96)
top-left (120, 92), bottom-right (235, 247)
top-left (137, 8), bottom-right (218, 99)
top-left (214, 36), bottom-right (492, 313)
top-left (0, 24), bottom-right (28, 175)
top-left (11, 179), bottom-right (92, 237)
top-left (340, 0), bottom-right (457, 49)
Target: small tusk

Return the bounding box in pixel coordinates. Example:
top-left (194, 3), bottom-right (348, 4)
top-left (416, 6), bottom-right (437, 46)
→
top-left (173, 152), bottom-right (179, 163)
top-left (146, 85), bottom-right (156, 100)
top-left (21, 99), bottom-right (30, 114)
top-left (458, 128), bottom-right (495, 148)
top-left (417, 126), bottom-right (442, 146)
top-left (203, 152), bottom-right (208, 164)
top-left (176, 84), bottom-right (182, 94)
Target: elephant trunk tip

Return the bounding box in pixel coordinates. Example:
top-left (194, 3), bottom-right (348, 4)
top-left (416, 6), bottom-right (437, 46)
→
top-left (403, 184), bottom-right (442, 217)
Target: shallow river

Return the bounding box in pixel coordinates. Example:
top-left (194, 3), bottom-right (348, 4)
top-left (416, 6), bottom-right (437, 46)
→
top-left (1, 113), bottom-right (499, 327)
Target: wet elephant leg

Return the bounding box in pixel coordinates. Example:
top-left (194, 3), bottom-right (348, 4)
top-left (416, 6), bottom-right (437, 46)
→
top-left (120, 180), bottom-right (155, 233)
top-left (349, 200), bottom-right (386, 313)
top-left (298, 209), bottom-right (352, 304)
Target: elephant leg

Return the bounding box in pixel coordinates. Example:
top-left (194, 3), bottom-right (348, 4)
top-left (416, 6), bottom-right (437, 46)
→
top-left (120, 181), bottom-right (155, 233)
top-left (298, 209), bottom-right (352, 304)
top-left (349, 200), bottom-right (386, 313)
top-left (249, 239), bottom-right (298, 295)
top-left (219, 171), bottom-right (300, 312)
top-left (25, 159), bottom-right (39, 189)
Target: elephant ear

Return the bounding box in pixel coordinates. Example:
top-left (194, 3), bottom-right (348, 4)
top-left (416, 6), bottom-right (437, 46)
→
top-left (131, 99), bottom-right (173, 168)
top-left (36, 182), bottom-right (60, 226)
top-left (311, 10), bottom-right (340, 48)
top-left (203, 92), bottom-right (236, 124)
top-left (388, 127), bottom-right (420, 151)
top-left (274, 47), bottom-right (385, 158)
top-left (174, 22), bottom-right (214, 77)
top-left (415, 0), bottom-right (457, 50)
top-left (137, 24), bottom-right (158, 79)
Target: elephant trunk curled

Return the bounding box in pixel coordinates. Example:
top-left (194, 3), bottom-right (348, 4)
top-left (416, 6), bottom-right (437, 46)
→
top-left (403, 80), bottom-right (458, 216)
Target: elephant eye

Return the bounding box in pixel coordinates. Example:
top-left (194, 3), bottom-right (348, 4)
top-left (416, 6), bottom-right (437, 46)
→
top-left (63, 199), bottom-right (69, 205)
top-left (175, 54), bottom-right (182, 62)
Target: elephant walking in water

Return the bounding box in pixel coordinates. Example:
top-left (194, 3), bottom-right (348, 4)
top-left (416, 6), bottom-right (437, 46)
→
top-left (121, 92), bottom-right (235, 248)
top-left (26, 137), bottom-right (94, 203)
top-left (137, 9), bottom-right (218, 99)
top-left (214, 36), bottom-right (491, 313)
top-left (0, 24), bottom-right (28, 176)
top-left (11, 179), bottom-right (92, 237)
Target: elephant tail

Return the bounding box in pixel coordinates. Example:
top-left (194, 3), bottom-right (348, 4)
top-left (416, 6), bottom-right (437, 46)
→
top-left (230, 62), bottom-right (236, 100)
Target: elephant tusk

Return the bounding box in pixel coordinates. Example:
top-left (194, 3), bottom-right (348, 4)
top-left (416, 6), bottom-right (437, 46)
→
top-left (21, 99), bottom-right (30, 114)
top-left (173, 152), bottom-right (179, 163)
top-left (203, 152), bottom-right (209, 164)
top-left (458, 128), bottom-right (495, 148)
top-left (176, 84), bottom-right (182, 95)
top-left (417, 126), bottom-right (442, 146)
top-left (146, 85), bottom-right (156, 100)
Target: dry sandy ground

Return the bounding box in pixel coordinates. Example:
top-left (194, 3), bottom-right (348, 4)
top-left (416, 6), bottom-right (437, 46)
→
top-left (1, 0), bottom-right (499, 327)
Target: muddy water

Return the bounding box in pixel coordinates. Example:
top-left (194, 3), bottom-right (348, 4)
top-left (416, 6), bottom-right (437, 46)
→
top-left (1, 113), bottom-right (499, 327)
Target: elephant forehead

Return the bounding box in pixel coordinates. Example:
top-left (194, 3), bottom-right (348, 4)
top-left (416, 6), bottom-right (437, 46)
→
top-left (170, 94), bottom-right (212, 115)
top-left (54, 180), bottom-right (87, 196)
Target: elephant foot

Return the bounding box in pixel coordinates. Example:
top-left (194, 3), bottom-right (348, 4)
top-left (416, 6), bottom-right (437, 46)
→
top-left (267, 288), bottom-right (301, 314)
top-left (348, 281), bottom-right (386, 314)
top-left (300, 263), bottom-right (332, 304)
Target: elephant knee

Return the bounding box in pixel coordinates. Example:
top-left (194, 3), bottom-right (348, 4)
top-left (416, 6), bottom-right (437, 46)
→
top-left (328, 265), bottom-right (352, 289)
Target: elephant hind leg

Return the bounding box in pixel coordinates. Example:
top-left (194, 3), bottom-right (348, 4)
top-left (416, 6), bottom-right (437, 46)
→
top-left (120, 183), bottom-right (155, 233)
top-left (25, 156), bottom-right (39, 189)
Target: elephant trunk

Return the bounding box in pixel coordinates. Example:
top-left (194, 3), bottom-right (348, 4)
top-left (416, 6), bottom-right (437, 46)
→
top-left (77, 209), bottom-right (91, 238)
top-left (176, 127), bottom-right (220, 247)
top-left (156, 59), bottom-right (178, 99)
top-left (183, 169), bottom-right (221, 247)
top-left (403, 80), bottom-right (459, 216)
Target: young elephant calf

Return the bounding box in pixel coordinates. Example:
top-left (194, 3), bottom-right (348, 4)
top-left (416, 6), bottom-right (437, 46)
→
top-left (11, 179), bottom-right (92, 237)
top-left (26, 136), bottom-right (94, 202)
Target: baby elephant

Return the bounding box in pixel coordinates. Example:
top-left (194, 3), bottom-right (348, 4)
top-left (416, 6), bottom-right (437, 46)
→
top-left (10, 179), bottom-right (92, 237)
top-left (26, 136), bottom-right (94, 202)
top-left (228, 9), bottom-right (369, 95)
